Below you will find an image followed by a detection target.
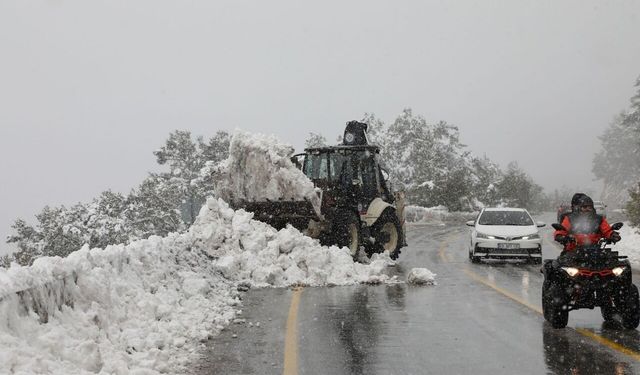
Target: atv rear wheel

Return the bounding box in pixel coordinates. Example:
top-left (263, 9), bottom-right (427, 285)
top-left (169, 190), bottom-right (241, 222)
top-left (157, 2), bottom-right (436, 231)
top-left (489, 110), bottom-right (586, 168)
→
top-left (622, 284), bottom-right (640, 329)
top-left (371, 209), bottom-right (402, 260)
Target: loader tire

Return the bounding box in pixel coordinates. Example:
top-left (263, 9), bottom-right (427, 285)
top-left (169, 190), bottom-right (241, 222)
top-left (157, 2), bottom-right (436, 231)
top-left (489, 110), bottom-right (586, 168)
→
top-left (371, 209), bottom-right (402, 260)
top-left (333, 210), bottom-right (361, 259)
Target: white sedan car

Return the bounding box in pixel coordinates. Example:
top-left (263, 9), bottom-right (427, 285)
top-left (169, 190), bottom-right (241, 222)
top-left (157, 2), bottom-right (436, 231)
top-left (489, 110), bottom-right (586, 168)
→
top-left (466, 208), bottom-right (546, 264)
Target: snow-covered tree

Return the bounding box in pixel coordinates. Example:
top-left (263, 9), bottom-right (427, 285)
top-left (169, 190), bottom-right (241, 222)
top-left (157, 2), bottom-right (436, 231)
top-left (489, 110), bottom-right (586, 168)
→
top-left (127, 174), bottom-right (184, 239)
top-left (198, 131), bottom-right (231, 164)
top-left (361, 113), bottom-right (387, 147)
top-left (6, 204), bottom-right (89, 265)
top-left (6, 129), bottom-right (231, 265)
top-left (593, 114), bottom-right (640, 205)
top-left (469, 156), bottom-right (503, 207)
top-left (154, 130), bottom-right (230, 225)
top-left (304, 132), bottom-right (328, 148)
top-left (381, 109), bottom-right (477, 209)
top-left (84, 191), bottom-right (133, 249)
top-left (495, 162), bottom-right (544, 210)
top-left (627, 182), bottom-right (640, 231)
top-left (594, 77), bottom-right (640, 207)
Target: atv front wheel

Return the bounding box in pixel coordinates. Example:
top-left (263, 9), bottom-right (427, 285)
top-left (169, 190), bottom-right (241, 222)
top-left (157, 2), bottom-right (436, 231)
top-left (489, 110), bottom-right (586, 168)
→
top-left (542, 281), bottom-right (569, 328)
top-left (622, 284), bottom-right (640, 329)
top-left (600, 302), bottom-right (616, 322)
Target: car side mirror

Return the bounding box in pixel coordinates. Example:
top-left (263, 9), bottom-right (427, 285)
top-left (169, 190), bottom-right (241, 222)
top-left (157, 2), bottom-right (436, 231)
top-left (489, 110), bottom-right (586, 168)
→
top-left (611, 222), bottom-right (623, 230)
top-left (466, 220), bottom-right (475, 227)
top-left (536, 222), bottom-right (546, 228)
top-left (552, 223), bottom-right (567, 231)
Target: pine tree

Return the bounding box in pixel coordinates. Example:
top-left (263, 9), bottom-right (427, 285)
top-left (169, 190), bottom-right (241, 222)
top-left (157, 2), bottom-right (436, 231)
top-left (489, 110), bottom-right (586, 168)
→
top-left (495, 162), bottom-right (543, 210)
top-left (153, 130), bottom-right (230, 225)
top-left (127, 174), bottom-right (184, 238)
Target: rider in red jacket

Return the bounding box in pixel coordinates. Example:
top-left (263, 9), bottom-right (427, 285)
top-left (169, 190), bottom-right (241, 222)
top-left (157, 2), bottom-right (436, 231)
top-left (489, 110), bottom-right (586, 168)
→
top-left (554, 195), bottom-right (620, 252)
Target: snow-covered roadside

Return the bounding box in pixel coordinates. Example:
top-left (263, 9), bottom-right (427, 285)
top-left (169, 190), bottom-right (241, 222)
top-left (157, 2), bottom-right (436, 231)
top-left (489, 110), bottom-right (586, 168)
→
top-left (0, 198), bottom-right (403, 374)
top-left (405, 205), bottom-right (477, 225)
top-left (616, 224), bottom-right (640, 266)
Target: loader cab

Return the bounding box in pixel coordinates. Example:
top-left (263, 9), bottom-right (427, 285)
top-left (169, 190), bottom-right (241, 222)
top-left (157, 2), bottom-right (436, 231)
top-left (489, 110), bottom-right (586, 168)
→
top-left (302, 145), bottom-right (391, 211)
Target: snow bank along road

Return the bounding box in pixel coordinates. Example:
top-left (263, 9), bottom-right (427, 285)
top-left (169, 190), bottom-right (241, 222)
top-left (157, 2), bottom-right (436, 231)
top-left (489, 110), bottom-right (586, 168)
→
top-left (200, 214), bottom-right (640, 375)
top-left (0, 198), bottom-right (403, 374)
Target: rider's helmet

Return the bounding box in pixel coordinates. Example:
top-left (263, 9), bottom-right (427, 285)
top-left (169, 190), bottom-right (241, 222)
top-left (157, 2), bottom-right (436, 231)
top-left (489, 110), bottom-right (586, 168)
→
top-left (576, 195), bottom-right (595, 211)
top-left (571, 193), bottom-right (587, 211)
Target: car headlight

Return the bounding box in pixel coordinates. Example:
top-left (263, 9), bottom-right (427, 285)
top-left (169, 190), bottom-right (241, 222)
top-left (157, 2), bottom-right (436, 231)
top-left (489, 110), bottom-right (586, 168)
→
top-left (561, 267), bottom-right (579, 277)
top-left (612, 267), bottom-right (626, 276)
top-left (476, 232), bottom-right (495, 239)
top-left (521, 233), bottom-right (540, 240)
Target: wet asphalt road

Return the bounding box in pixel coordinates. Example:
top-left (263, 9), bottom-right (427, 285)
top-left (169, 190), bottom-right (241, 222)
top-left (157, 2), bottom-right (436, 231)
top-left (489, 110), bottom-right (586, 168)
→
top-left (194, 215), bottom-right (640, 375)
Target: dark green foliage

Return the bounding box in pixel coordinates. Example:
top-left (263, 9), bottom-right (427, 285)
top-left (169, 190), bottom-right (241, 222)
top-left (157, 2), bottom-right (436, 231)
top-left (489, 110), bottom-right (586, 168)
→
top-left (594, 76), bottom-right (640, 209)
top-left (627, 183), bottom-right (640, 230)
top-left (496, 162), bottom-right (546, 211)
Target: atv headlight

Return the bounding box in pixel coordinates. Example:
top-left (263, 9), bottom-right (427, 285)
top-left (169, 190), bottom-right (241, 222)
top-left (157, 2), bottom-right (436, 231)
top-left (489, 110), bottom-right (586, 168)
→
top-left (561, 267), bottom-right (579, 277)
top-left (612, 267), bottom-right (626, 277)
top-left (476, 232), bottom-right (495, 239)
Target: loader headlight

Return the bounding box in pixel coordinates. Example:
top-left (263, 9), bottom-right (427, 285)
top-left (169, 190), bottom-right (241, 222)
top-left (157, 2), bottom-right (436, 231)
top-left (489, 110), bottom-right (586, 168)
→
top-left (561, 267), bottom-right (579, 277)
top-left (344, 132), bottom-right (355, 143)
top-left (476, 232), bottom-right (495, 239)
top-left (612, 267), bottom-right (626, 277)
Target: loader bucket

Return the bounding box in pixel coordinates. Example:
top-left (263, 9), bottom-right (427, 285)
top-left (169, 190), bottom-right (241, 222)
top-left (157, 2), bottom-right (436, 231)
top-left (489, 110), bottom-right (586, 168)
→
top-left (231, 199), bottom-right (320, 231)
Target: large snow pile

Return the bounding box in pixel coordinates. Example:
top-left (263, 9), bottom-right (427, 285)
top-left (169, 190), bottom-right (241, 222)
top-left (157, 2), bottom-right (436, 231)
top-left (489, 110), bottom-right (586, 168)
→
top-left (192, 199), bottom-right (398, 287)
top-left (213, 131), bottom-right (321, 216)
top-left (0, 198), bottom-right (401, 374)
top-left (616, 224), bottom-right (640, 266)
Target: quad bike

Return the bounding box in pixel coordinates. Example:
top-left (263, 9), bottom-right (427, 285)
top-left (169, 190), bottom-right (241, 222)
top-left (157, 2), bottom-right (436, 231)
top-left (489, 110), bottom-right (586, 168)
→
top-left (541, 222), bottom-right (640, 329)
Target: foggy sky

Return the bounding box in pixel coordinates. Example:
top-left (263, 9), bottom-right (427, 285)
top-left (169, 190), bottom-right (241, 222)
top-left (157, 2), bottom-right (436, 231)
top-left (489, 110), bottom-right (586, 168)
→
top-left (1, 0), bottom-right (640, 254)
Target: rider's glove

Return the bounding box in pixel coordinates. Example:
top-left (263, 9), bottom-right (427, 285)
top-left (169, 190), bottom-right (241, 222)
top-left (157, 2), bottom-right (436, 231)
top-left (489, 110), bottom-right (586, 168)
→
top-left (610, 231), bottom-right (621, 243)
top-left (555, 235), bottom-right (568, 244)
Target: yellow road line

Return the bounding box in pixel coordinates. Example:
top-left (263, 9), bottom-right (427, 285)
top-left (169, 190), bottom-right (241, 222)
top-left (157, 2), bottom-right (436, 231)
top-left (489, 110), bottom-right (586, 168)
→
top-left (463, 267), bottom-right (640, 361)
top-left (283, 287), bottom-right (302, 375)
top-left (463, 268), bottom-right (542, 314)
top-left (576, 328), bottom-right (640, 361)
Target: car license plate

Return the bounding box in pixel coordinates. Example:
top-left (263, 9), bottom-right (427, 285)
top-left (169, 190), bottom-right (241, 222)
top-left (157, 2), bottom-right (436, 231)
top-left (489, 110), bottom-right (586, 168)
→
top-left (497, 243), bottom-right (520, 249)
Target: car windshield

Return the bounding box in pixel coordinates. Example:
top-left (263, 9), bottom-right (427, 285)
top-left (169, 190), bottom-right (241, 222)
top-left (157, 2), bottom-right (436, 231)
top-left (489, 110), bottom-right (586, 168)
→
top-left (478, 211), bottom-right (534, 226)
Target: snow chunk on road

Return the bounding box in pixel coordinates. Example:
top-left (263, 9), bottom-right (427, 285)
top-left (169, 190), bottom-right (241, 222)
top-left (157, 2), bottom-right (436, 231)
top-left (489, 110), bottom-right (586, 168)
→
top-left (407, 268), bottom-right (436, 285)
top-left (213, 131), bottom-right (321, 216)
